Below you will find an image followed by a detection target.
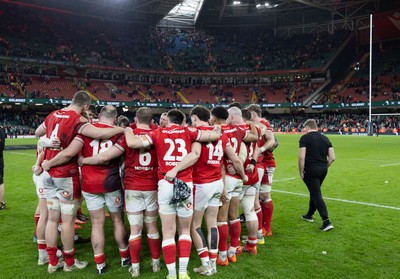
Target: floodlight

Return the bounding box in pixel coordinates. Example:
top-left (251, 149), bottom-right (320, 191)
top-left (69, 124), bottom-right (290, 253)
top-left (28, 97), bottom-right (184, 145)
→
top-left (233, 1), bottom-right (241, 5)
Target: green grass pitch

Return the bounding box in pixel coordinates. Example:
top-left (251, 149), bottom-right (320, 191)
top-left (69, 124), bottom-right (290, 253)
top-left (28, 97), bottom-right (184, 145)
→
top-left (1, 134), bottom-right (399, 278)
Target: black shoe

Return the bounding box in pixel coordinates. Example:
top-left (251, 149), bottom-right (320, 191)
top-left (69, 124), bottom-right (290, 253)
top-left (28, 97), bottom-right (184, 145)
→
top-left (74, 235), bottom-right (91, 244)
top-left (121, 256), bottom-right (131, 267)
top-left (320, 222), bottom-right (334, 232)
top-left (301, 215), bottom-right (314, 223)
top-left (77, 212), bottom-right (89, 222)
top-left (239, 213), bottom-right (246, 223)
top-left (96, 263), bottom-right (107, 275)
top-left (0, 202), bottom-right (6, 210)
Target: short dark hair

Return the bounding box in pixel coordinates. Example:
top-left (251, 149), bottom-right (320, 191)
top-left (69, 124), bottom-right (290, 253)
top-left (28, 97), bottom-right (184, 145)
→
top-left (211, 106), bottom-right (229, 121)
top-left (190, 105), bottom-right (210, 122)
top-left (241, 109), bottom-right (251, 121)
top-left (167, 110), bottom-right (185, 125)
top-left (246, 104), bottom-right (262, 117)
top-left (136, 107), bottom-right (152, 125)
top-left (228, 102), bottom-right (242, 109)
top-left (117, 115), bottom-right (130, 127)
top-left (72, 91), bottom-right (91, 107)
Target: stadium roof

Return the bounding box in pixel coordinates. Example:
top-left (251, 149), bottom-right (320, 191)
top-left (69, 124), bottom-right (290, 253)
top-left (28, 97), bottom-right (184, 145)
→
top-left (2, 0), bottom-right (399, 28)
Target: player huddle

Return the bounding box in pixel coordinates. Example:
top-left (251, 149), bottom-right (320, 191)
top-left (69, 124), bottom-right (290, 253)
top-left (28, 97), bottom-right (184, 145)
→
top-left (33, 91), bottom-right (276, 278)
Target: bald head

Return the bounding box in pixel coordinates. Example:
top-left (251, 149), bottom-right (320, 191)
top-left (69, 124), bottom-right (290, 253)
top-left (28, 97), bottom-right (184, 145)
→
top-left (228, 107), bottom-right (242, 117)
top-left (227, 106), bottom-right (244, 125)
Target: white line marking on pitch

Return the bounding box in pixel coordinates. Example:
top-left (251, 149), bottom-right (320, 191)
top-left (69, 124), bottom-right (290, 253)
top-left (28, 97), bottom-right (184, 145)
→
top-left (273, 189), bottom-right (400, 211)
top-left (380, 163), bottom-right (400, 167)
top-left (7, 152), bottom-right (36, 157)
top-left (273, 177), bottom-right (297, 182)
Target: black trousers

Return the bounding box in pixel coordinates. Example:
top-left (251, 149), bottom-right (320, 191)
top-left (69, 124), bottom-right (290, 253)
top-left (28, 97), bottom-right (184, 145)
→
top-left (303, 166), bottom-right (329, 221)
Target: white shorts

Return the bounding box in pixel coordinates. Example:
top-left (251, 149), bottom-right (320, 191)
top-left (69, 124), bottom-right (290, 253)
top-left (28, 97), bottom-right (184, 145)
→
top-left (42, 171), bottom-right (81, 201)
top-left (125, 190), bottom-right (158, 213)
top-left (82, 190), bottom-right (124, 213)
top-left (33, 173), bottom-right (46, 200)
top-left (158, 179), bottom-right (193, 218)
top-left (260, 167), bottom-right (275, 193)
top-left (224, 175), bottom-right (243, 200)
top-left (194, 179), bottom-right (224, 211)
top-left (239, 184), bottom-right (257, 201)
top-left (256, 167), bottom-right (264, 191)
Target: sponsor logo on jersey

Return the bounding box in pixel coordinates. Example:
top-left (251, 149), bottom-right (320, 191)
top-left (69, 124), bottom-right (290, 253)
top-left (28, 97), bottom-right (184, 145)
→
top-left (134, 166), bottom-right (154, 171)
top-left (161, 129), bottom-right (186, 134)
top-left (55, 114), bottom-right (70, 119)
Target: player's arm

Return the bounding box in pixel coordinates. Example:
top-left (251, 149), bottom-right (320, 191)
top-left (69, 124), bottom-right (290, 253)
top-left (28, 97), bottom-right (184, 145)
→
top-left (32, 149), bottom-right (45, 176)
top-left (246, 144), bottom-right (260, 174)
top-left (80, 122), bottom-right (124, 140)
top-left (259, 130), bottom-right (275, 153)
top-left (82, 145), bottom-right (123, 166)
top-left (243, 122), bottom-right (258, 142)
top-left (327, 147), bottom-right (335, 167)
top-left (298, 147), bottom-right (306, 179)
top-left (124, 127), bottom-right (148, 149)
top-left (225, 145), bottom-right (248, 182)
top-left (37, 136), bottom-right (61, 149)
top-left (42, 138), bottom-right (83, 171)
top-left (238, 142), bottom-right (248, 163)
top-left (220, 165), bottom-right (228, 203)
top-left (35, 123), bottom-right (46, 137)
top-left (164, 142), bottom-right (201, 181)
top-left (196, 125), bottom-right (221, 142)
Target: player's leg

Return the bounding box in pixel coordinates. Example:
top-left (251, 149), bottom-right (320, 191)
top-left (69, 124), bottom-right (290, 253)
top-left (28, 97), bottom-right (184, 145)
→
top-left (254, 167), bottom-right (264, 242)
top-left (216, 200), bottom-right (230, 266)
top-left (57, 176), bottom-right (87, 272)
top-left (37, 198), bottom-right (49, 264)
top-left (144, 208), bottom-right (161, 273)
top-left (240, 185), bottom-right (258, 254)
top-left (226, 176), bottom-right (243, 263)
top-left (83, 191), bottom-right (106, 274)
top-left (125, 189), bottom-right (144, 276)
top-left (176, 182), bottom-right (194, 279)
top-left (191, 183), bottom-right (212, 274)
top-left (227, 195), bottom-right (241, 262)
top-left (158, 179), bottom-right (179, 278)
top-left (106, 190), bottom-right (129, 268)
top-left (142, 190), bottom-right (161, 273)
top-left (34, 173), bottom-right (49, 264)
top-left (43, 171), bottom-right (63, 273)
top-left (204, 179), bottom-right (223, 273)
top-left (260, 167), bottom-right (275, 236)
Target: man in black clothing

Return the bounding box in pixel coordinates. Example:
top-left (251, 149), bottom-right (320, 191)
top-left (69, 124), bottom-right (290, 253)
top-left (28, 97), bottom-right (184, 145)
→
top-left (0, 126), bottom-right (5, 210)
top-left (298, 119), bottom-right (335, 231)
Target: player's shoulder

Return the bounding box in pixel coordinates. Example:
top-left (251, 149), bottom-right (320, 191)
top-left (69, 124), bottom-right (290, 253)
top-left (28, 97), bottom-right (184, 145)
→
top-left (197, 125), bottom-right (213, 131)
top-left (185, 126), bottom-right (198, 133)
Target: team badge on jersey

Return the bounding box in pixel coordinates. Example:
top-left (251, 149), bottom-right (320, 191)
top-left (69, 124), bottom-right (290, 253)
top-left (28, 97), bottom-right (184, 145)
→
top-left (115, 197), bottom-right (121, 205)
top-left (62, 191), bottom-right (70, 198)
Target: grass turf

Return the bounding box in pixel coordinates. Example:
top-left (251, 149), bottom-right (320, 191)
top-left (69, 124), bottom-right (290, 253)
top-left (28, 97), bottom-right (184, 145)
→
top-left (0, 134), bottom-right (399, 278)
